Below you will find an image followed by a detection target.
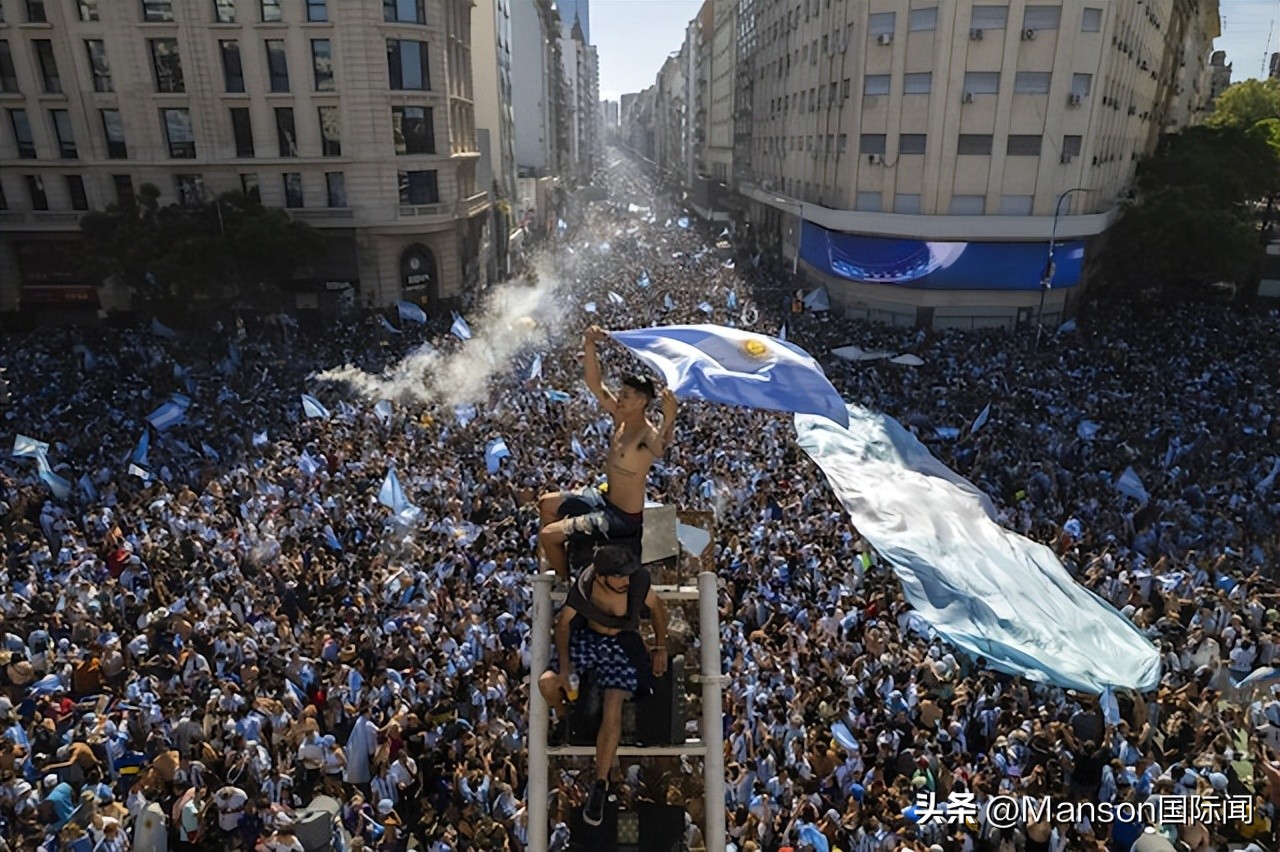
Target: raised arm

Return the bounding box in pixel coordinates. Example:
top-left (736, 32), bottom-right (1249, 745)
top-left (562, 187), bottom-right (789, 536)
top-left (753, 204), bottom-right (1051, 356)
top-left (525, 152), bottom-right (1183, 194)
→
top-left (584, 326), bottom-right (618, 415)
top-left (651, 388), bottom-right (678, 456)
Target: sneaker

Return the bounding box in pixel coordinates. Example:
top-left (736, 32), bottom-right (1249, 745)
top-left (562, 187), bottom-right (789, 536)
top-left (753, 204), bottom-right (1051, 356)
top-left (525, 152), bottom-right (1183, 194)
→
top-left (583, 779), bottom-right (607, 826)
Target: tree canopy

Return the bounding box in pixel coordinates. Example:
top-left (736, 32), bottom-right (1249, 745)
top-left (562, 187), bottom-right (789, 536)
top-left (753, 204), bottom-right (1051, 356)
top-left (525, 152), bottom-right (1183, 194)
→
top-left (1205, 78), bottom-right (1280, 130)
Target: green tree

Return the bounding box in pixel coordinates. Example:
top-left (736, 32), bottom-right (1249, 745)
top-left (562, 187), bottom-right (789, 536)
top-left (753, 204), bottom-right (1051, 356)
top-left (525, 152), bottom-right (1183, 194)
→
top-left (1206, 78), bottom-right (1280, 129)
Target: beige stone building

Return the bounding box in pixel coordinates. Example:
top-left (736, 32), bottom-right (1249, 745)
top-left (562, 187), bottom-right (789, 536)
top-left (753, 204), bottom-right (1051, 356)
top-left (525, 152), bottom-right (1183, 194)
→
top-left (0, 0), bottom-right (488, 317)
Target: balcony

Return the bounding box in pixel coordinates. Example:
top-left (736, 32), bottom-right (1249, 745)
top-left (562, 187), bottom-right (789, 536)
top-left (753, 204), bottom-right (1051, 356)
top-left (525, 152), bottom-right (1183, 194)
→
top-left (290, 208), bottom-right (355, 222)
top-left (399, 202), bottom-right (450, 217)
top-left (457, 190), bottom-right (489, 219)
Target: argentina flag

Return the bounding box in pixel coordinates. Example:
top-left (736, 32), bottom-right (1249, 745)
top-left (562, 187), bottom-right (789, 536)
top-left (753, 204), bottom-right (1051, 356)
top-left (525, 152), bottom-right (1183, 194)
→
top-left (610, 325), bottom-right (849, 428)
top-left (484, 437), bottom-right (511, 474)
top-left (397, 300), bottom-right (428, 324)
top-left (147, 394), bottom-right (191, 431)
top-left (12, 434), bottom-right (50, 459)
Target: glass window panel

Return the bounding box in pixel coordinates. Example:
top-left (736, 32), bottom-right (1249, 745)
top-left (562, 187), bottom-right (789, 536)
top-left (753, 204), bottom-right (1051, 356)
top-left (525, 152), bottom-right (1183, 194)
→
top-left (274, 107), bottom-right (296, 157)
top-left (903, 72), bottom-right (931, 94)
top-left (1014, 71), bottom-right (1052, 94)
top-left (867, 12), bottom-right (895, 36)
top-left (949, 195), bottom-right (985, 215)
top-left (261, 0), bottom-right (282, 23)
top-left (859, 134), bottom-right (886, 155)
top-left (326, 172), bottom-right (346, 208)
top-left (51, 109), bottom-right (77, 159)
top-left (971, 5), bottom-right (1008, 28)
top-left (231, 107), bottom-right (254, 157)
top-left (266, 40), bottom-right (290, 92)
top-left (220, 41), bottom-right (244, 93)
top-left (899, 133), bottom-right (926, 154)
top-left (214, 0), bottom-right (236, 23)
top-left (312, 39), bottom-right (334, 91)
top-left (318, 106), bottom-right (341, 156)
top-left (964, 72), bottom-right (1000, 94)
top-left (34, 41), bottom-right (61, 94)
top-left (1023, 5), bottom-right (1061, 30)
top-left (283, 172), bottom-right (303, 208)
top-left (150, 39), bottom-right (185, 93)
top-left (26, 175), bottom-right (48, 211)
top-left (67, 175), bottom-right (88, 211)
top-left (10, 110), bottom-right (35, 159)
top-left (101, 109), bottom-right (127, 159)
top-left (854, 191), bottom-right (882, 212)
top-left (162, 108), bottom-right (195, 158)
top-left (86, 40), bottom-right (113, 93)
top-left (908, 8), bottom-right (937, 31)
top-left (863, 75), bottom-right (890, 96)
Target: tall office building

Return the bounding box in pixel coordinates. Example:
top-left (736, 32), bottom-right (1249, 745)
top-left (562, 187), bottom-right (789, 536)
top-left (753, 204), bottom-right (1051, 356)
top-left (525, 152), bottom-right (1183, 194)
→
top-left (0, 0), bottom-right (489, 317)
top-left (473, 0), bottom-right (517, 276)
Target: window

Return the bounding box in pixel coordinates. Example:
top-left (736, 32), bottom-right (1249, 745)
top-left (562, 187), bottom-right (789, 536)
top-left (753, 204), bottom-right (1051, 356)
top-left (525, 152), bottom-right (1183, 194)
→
top-left (392, 106), bottom-right (434, 154)
top-left (1071, 73), bottom-right (1093, 96)
top-left (398, 169), bottom-right (438, 204)
top-left (311, 40), bottom-right (334, 91)
top-left (161, 108), bottom-right (195, 158)
top-left (101, 109), bottom-right (127, 158)
top-left (175, 173), bottom-right (204, 208)
top-left (384, 0), bottom-right (426, 24)
top-left (0, 42), bottom-right (17, 93)
top-left (971, 5), bottom-right (1008, 28)
top-left (150, 39), bottom-right (185, 93)
top-left (854, 191), bottom-right (882, 212)
top-left (283, 172), bottom-right (303, 208)
top-left (863, 75), bottom-right (890, 96)
top-left (860, 134), bottom-right (886, 155)
top-left (230, 107), bottom-right (254, 157)
top-left (899, 133), bottom-right (926, 154)
top-left (26, 175), bottom-right (48, 211)
top-left (214, 0), bottom-right (235, 23)
top-left (838, 134), bottom-right (848, 153)
top-left (957, 134), bottom-right (993, 155)
top-left (964, 72), bottom-right (999, 95)
top-left (1014, 72), bottom-right (1051, 94)
top-left (85, 41), bottom-right (113, 93)
top-left (307, 0), bottom-right (328, 21)
top-left (274, 107), bottom-right (296, 157)
top-left (1081, 7), bottom-right (1102, 32)
top-left (1000, 195), bottom-right (1034, 215)
top-left (325, 172), bottom-right (346, 207)
top-left (143, 1), bottom-right (174, 22)
top-left (113, 174), bottom-right (135, 207)
top-left (1062, 135), bottom-right (1082, 157)
top-left (949, 195), bottom-right (985, 215)
top-left (0, 182), bottom-right (6, 210)
top-left (868, 12), bottom-right (895, 36)
top-left (318, 106), bottom-right (341, 156)
top-left (894, 193), bottom-right (921, 214)
top-left (78, 0), bottom-right (99, 21)
top-left (10, 110), bottom-right (35, 159)
top-left (33, 41), bottom-right (60, 94)
top-left (261, 0), bottom-right (282, 23)
top-left (903, 72), bottom-right (932, 94)
top-left (25, 1), bottom-right (47, 23)
top-left (1007, 134), bottom-right (1042, 156)
top-left (220, 41), bottom-right (244, 93)
top-left (909, 8), bottom-right (937, 31)
top-left (240, 173), bottom-right (259, 202)
top-left (266, 40), bottom-right (290, 92)
top-left (387, 40), bottom-right (430, 90)
top-left (1023, 5), bottom-right (1061, 30)
top-left (66, 175), bottom-right (88, 211)
top-left (51, 110), bottom-right (76, 158)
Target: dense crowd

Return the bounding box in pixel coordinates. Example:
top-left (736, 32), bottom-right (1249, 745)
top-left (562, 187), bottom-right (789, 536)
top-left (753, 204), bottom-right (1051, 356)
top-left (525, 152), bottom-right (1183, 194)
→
top-left (0, 150), bottom-right (1278, 852)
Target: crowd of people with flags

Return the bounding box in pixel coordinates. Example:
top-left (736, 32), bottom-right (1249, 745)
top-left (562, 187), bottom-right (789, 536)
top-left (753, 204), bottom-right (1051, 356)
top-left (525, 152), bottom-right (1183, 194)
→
top-left (0, 149), bottom-right (1278, 852)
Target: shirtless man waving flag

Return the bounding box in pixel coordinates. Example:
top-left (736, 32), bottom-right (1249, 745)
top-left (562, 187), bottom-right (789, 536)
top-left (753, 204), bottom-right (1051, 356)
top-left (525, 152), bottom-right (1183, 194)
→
top-left (537, 325), bottom-right (677, 579)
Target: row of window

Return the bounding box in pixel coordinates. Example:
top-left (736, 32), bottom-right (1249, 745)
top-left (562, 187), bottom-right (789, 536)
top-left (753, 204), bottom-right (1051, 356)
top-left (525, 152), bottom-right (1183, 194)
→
top-left (767, 71), bottom-right (1093, 116)
top-left (0, 167), bottom-right (439, 213)
top-left (758, 132), bottom-right (1083, 159)
top-left (9, 0), bottom-right (426, 26)
top-left (0, 35), bottom-right (428, 98)
top-left (4, 104), bottom-right (434, 161)
top-left (847, 192), bottom-right (1048, 216)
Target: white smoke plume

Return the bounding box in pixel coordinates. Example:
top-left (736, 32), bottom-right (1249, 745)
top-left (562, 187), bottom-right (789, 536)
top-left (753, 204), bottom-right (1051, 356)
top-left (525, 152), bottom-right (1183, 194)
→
top-left (316, 259), bottom-right (564, 407)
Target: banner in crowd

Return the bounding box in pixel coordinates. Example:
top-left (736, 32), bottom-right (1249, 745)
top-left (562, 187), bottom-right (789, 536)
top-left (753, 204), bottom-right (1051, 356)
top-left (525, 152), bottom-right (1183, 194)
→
top-left (795, 403), bottom-right (1161, 693)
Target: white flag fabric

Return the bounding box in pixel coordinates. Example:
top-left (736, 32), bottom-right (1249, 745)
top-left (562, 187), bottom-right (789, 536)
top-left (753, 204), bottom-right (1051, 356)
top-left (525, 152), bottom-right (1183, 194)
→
top-left (378, 469), bottom-right (414, 514)
top-left (584, 302), bottom-right (597, 314)
top-left (890, 353), bottom-right (924, 367)
top-left (374, 400), bottom-right (393, 427)
top-left (396, 300), bottom-right (428, 324)
top-left (301, 394), bottom-right (330, 420)
top-left (970, 402), bottom-right (992, 435)
top-left (803, 287), bottom-right (831, 312)
top-left (252, 431), bottom-right (269, 447)
top-left (450, 313), bottom-right (472, 340)
top-left (608, 291), bottom-right (625, 305)
top-left (36, 454), bottom-right (72, 500)
top-left (528, 354), bottom-right (542, 381)
top-left (1116, 467), bottom-right (1150, 504)
top-left (126, 463), bottom-right (153, 483)
top-left (12, 434), bottom-right (50, 459)
top-left (795, 403), bottom-right (1161, 694)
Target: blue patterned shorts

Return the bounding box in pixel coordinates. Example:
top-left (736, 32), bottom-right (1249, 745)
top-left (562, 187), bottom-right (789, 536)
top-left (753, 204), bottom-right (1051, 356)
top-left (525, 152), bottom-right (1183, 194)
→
top-left (548, 624), bottom-right (640, 694)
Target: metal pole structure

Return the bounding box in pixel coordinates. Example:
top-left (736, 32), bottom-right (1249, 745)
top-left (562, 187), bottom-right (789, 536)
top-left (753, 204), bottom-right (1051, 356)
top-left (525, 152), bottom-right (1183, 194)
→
top-left (527, 574), bottom-right (554, 852)
top-left (698, 570), bottom-right (727, 852)
top-left (1035, 187), bottom-right (1087, 349)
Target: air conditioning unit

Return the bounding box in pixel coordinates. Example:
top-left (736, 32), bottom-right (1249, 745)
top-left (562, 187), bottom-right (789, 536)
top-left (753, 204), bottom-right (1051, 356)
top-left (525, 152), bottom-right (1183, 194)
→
top-left (1022, 28), bottom-right (1037, 40)
top-left (1067, 93), bottom-right (1082, 106)
top-left (876, 33), bottom-right (893, 45)
top-left (969, 28), bottom-right (984, 40)
top-left (1060, 153), bottom-right (1073, 164)
top-left (868, 153), bottom-right (883, 164)
top-left (961, 91), bottom-right (974, 104)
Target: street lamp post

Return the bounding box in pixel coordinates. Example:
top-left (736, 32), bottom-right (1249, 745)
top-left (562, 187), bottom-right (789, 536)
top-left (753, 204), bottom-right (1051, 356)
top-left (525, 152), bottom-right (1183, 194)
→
top-left (1035, 186), bottom-right (1087, 349)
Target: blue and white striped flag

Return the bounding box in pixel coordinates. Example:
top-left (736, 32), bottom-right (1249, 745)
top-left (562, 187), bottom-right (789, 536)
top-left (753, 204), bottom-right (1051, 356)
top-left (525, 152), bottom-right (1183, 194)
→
top-left (698, 302), bottom-right (714, 315)
top-left (252, 431), bottom-right (269, 447)
top-left (454, 404), bottom-right (476, 427)
top-left (378, 468), bottom-right (414, 513)
top-left (397, 300), bottom-right (428, 324)
top-left (970, 403), bottom-right (992, 435)
top-left (378, 315), bottom-right (403, 335)
top-left (450, 313), bottom-right (472, 341)
top-left (129, 430), bottom-right (150, 466)
top-left (608, 291), bottom-right (625, 306)
top-left (298, 452), bottom-right (322, 478)
top-left (301, 394), bottom-right (330, 420)
top-left (545, 389), bottom-right (571, 403)
top-left (374, 400), bottom-right (393, 427)
top-left (12, 434), bottom-right (50, 459)
top-left (570, 436), bottom-right (587, 461)
top-left (528, 354), bottom-right (543, 381)
top-left (727, 290), bottom-right (738, 309)
top-left (1115, 467), bottom-right (1150, 504)
top-left (484, 437), bottom-right (510, 475)
top-left (322, 525), bottom-right (343, 551)
top-left (126, 463), bottom-right (153, 483)
top-left (201, 442), bottom-right (220, 462)
top-left (36, 454), bottom-right (72, 500)
top-left (147, 394), bottom-right (191, 431)
top-left (663, 294), bottom-right (675, 311)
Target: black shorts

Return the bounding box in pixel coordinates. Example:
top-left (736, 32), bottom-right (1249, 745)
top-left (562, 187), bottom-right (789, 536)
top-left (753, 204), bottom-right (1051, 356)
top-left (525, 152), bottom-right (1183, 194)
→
top-left (558, 486), bottom-right (643, 539)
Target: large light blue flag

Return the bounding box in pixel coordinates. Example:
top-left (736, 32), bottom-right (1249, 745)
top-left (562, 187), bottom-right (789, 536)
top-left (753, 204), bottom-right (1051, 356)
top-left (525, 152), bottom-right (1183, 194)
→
top-left (130, 430), bottom-right (150, 466)
top-left (608, 291), bottom-right (625, 306)
top-left (301, 394), bottom-right (330, 420)
top-left (12, 434), bottom-right (50, 459)
top-left (795, 403), bottom-right (1161, 693)
top-left (484, 437), bottom-right (510, 474)
top-left (1115, 467), bottom-right (1150, 504)
top-left (147, 394), bottom-right (191, 431)
top-left (397, 300), bottom-right (428, 324)
top-left (35, 454), bottom-right (72, 500)
top-left (611, 324), bottom-right (849, 428)
top-left (378, 469), bottom-right (414, 513)
top-left (450, 313), bottom-right (472, 341)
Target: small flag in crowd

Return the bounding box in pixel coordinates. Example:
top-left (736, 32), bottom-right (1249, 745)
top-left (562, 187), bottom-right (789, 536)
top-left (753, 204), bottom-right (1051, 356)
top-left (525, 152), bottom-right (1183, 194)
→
top-left (698, 302), bottom-right (714, 315)
top-left (298, 452), bottom-right (322, 478)
top-left (252, 431), bottom-right (269, 447)
top-left (803, 287), bottom-right (831, 312)
top-left (677, 217), bottom-right (690, 229)
top-left (12, 434), bottom-right (50, 459)
top-left (484, 437), bottom-right (511, 475)
top-left (374, 400), bottom-right (393, 427)
top-left (323, 525), bottom-right (343, 551)
top-left (454, 404), bottom-right (477, 427)
top-left (608, 291), bottom-right (625, 306)
top-left (78, 475), bottom-right (97, 501)
top-left (727, 290), bottom-right (738, 309)
top-left (73, 344), bottom-right (97, 371)
top-left (1077, 420), bottom-right (1101, 441)
top-left (130, 430), bottom-right (150, 466)
top-left (397, 300), bottom-right (428, 324)
top-left (36, 454), bottom-right (72, 500)
top-left (450, 313), bottom-right (472, 341)
top-left (636, 272), bottom-right (651, 289)
top-left (778, 324), bottom-right (787, 341)
top-left (201, 442), bottom-right (221, 462)
top-left (147, 394), bottom-right (191, 431)
top-left (1115, 467), bottom-right (1150, 504)
top-left (584, 302), bottom-right (597, 314)
top-left (545, 389), bottom-right (571, 403)
top-left (1257, 457), bottom-right (1280, 495)
top-left (126, 463), bottom-right (153, 483)
top-left (150, 318), bottom-right (177, 339)
top-left (890, 354), bottom-right (924, 367)
top-left (301, 394), bottom-right (330, 420)
top-left (571, 436), bottom-right (587, 461)
top-left (378, 316), bottom-right (403, 335)
top-left (529, 354), bottom-right (543, 381)
top-left (378, 469), bottom-right (415, 514)
top-left (970, 403), bottom-right (992, 435)
top-left (663, 294), bottom-right (675, 311)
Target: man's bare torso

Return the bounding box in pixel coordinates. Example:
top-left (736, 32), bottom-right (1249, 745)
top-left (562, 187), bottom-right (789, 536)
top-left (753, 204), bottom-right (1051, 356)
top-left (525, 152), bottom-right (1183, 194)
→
top-left (604, 417), bottom-right (658, 514)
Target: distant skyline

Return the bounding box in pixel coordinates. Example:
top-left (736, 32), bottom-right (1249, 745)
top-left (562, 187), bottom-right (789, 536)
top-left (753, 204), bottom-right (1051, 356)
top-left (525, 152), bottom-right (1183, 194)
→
top-left (593, 0), bottom-right (1278, 108)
